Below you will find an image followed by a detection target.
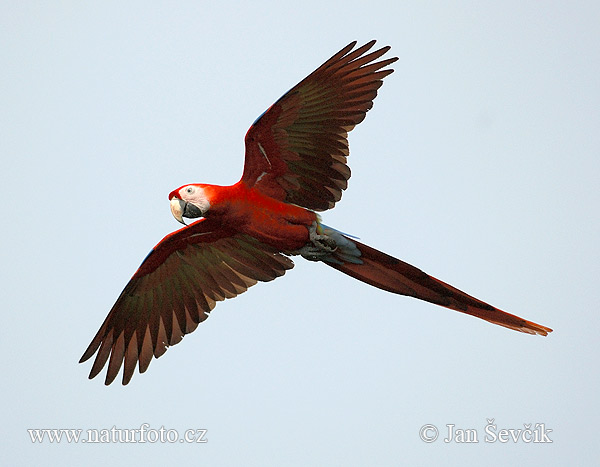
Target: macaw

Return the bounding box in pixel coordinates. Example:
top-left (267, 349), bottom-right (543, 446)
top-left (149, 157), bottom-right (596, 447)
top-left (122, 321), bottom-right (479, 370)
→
top-left (80, 41), bottom-right (552, 385)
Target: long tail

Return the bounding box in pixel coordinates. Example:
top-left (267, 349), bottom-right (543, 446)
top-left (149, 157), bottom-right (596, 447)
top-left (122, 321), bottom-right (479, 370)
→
top-left (321, 228), bottom-right (552, 336)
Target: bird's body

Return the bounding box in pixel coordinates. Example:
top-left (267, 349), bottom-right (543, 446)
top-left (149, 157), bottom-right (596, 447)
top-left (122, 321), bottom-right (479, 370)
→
top-left (81, 41), bottom-right (552, 386)
top-left (177, 182), bottom-right (318, 252)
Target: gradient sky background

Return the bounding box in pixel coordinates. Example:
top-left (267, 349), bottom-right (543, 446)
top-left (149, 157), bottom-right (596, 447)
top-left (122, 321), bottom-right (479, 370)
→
top-left (2, 1), bottom-right (599, 465)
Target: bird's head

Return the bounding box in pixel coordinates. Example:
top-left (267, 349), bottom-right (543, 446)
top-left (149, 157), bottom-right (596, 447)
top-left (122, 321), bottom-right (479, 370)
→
top-left (168, 184), bottom-right (211, 225)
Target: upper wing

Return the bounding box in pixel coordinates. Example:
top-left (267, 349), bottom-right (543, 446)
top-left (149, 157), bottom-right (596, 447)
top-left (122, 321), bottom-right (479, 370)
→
top-left (241, 41), bottom-right (398, 211)
top-left (79, 218), bottom-right (294, 385)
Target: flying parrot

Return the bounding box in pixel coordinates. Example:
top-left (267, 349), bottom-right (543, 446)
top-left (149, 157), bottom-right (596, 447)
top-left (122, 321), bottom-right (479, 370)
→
top-left (80, 41), bottom-right (552, 385)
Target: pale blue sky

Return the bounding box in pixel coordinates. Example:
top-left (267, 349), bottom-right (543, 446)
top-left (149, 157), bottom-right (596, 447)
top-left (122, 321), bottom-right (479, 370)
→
top-left (2, 1), bottom-right (599, 465)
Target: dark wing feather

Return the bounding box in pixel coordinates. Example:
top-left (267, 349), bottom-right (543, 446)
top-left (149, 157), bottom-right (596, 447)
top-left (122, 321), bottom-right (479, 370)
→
top-left (242, 41), bottom-right (398, 211)
top-left (80, 218), bottom-right (294, 385)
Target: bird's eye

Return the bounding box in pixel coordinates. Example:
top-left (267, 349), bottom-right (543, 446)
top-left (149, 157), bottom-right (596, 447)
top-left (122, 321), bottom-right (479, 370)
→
top-left (186, 187), bottom-right (194, 194)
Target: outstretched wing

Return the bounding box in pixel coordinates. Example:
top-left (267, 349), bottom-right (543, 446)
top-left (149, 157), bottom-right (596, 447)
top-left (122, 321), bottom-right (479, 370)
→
top-left (242, 40), bottom-right (398, 211)
top-left (80, 218), bottom-right (294, 385)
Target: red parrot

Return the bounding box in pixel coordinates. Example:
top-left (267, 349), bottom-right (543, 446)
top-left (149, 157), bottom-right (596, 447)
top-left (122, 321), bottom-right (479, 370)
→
top-left (80, 41), bottom-right (552, 385)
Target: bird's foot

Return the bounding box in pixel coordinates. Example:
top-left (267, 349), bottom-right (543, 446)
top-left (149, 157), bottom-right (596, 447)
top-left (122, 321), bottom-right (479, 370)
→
top-left (298, 222), bottom-right (337, 261)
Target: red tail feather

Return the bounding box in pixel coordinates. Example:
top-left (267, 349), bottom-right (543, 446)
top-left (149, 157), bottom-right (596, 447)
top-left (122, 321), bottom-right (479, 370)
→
top-left (326, 238), bottom-right (552, 336)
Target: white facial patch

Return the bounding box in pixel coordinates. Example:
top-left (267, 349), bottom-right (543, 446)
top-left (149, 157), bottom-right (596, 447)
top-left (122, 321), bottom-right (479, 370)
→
top-left (181, 185), bottom-right (211, 214)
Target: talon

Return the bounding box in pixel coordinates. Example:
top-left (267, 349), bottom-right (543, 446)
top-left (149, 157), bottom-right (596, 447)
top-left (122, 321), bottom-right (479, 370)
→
top-left (314, 236), bottom-right (337, 253)
top-left (298, 222), bottom-right (338, 261)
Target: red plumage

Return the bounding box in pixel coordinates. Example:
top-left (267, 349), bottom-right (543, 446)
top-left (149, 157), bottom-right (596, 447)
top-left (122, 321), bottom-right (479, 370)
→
top-left (326, 237), bottom-right (551, 336)
top-left (80, 41), bottom-right (552, 386)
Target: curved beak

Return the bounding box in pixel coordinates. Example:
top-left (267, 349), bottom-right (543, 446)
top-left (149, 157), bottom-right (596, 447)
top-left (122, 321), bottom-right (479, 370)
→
top-left (170, 197), bottom-right (204, 225)
top-left (170, 197), bottom-right (186, 224)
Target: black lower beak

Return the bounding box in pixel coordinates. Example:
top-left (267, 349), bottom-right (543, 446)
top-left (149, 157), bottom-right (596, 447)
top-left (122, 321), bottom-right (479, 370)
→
top-left (183, 202), bottom-right (204, 219)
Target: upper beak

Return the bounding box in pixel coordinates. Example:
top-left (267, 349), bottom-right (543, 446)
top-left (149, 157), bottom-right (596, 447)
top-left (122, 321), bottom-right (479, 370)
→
top-left (170, 197), bottom-right (186, 224)
top-left (170, 197), bottom-right (205, 225)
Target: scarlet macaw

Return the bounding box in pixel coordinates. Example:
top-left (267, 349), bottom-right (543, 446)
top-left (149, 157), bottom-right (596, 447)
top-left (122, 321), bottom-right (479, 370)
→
top-left (80, 41), bottom-right (552, 385)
